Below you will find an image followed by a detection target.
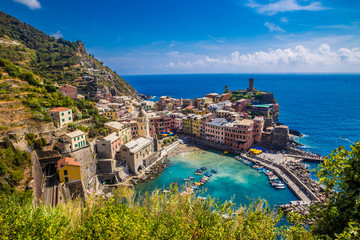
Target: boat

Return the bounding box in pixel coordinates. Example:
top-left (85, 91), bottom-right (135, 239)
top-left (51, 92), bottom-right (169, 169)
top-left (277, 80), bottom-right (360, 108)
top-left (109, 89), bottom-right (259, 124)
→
top-left (197, 196), bottom-right (207, 200)
top-left (162, 190), bottom-right (170, 193)
top-left (195, 172), bottom-right (202, 175)
top-left (200, 167), bottom-right (207, 171)
top-left (191, 185), bottom-right (199, 189)
top-left (183, 178), bottom-right (190, 181)
top-left (204, 172), bottom-right (212, 177)
top-left (211, 169), bottom-right (217, 173)
top-left (189, 176), bottom-right (194, 180)
top-left (275, 185), bottom-right (286, 189)
top-left (224, 151), bottom-right (228, 154)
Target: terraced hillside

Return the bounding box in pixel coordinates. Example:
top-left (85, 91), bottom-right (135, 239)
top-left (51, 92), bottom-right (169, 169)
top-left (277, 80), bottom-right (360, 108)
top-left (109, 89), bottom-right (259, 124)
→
top-left (0, 11), bottom-right (139, 99)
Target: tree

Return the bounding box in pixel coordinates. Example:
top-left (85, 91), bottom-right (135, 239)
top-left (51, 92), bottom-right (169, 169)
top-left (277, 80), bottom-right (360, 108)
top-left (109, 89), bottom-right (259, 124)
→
top-left (224, 85), bottom-right (229, 93)
top-left (310, 142), bottom-right (360, 238)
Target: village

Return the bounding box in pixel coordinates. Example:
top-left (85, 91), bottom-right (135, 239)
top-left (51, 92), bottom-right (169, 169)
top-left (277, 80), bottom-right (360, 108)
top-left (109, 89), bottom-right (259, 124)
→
top-left (23, 78), bottom-right (324, 209)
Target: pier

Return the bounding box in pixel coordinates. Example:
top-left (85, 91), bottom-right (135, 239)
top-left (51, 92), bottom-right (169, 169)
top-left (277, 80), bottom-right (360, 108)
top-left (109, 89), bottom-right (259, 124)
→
top-left (240, 153), bottom-right (319, 204)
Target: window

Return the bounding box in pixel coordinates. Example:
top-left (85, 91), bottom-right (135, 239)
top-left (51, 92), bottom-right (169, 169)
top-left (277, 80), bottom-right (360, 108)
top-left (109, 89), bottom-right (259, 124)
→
top-left (61, 113), bottom-right (64, 116)
top-left (74, 138), bottom-right (76, 141)
top-left (65, 177), bottom-right (69, 182)
top-left (62, 119), bottom-right (65, 122)
top-left (68, 111), bottom-right (71, 114)
top-left (75, 144), bottom-right (78, 147)
top-left (69, 117), bottom-right (71, 120)
top-left (64, 170), bottom-right (68, 175)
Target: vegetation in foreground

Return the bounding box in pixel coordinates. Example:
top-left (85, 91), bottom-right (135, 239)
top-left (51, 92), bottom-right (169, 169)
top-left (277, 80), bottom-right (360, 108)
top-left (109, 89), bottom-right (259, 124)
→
top-left (0, 186), bottom-right (312, 240)
top-left (0, 143), bottom-right (359, 240)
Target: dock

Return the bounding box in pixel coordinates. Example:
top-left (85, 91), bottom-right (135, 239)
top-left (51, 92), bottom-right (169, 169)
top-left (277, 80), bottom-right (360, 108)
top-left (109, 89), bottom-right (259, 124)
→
top-left (240, 153), bottom-right (319, 204)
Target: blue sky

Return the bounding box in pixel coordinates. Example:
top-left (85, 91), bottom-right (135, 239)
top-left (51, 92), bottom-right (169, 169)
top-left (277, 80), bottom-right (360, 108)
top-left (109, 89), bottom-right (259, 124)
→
top-left (2, 0), bottom-right (360, 74)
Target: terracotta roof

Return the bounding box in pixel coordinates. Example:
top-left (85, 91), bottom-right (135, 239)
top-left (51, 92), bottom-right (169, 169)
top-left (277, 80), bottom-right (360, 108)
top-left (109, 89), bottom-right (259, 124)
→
top-left (48, 107), bottom-right (71, 112)
top-left (185, 105), bottom-right (195, 110)
top-left (57, 157), bottom-right (80, 169)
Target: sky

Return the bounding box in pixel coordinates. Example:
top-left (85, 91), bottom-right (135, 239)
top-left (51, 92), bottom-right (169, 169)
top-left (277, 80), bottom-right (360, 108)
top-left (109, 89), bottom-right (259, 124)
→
top-left (1, 0), bottom-right (360, 75)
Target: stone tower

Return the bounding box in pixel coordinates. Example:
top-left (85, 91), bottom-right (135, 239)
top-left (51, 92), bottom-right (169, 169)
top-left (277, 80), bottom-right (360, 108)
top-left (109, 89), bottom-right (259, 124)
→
top-left (248, 78), bottom-right (254, 91)
top-left (138, 107), bottom-right (150, 138)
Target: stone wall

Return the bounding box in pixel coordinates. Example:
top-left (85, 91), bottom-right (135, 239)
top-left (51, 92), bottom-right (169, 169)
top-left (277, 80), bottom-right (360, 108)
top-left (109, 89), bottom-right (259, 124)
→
top-left (71, 146), bottom-right (97, 189)
top-left (1, 122), bottom-right (57, 138)
top-left (30, 151), bottom-right (44, 203)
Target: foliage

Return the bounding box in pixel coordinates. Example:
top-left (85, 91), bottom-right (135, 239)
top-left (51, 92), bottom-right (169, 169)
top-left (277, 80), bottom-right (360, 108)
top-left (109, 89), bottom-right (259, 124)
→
top-left (0, 187), bottom-right (314, 239)
top-left (0, 146), bottom-right (31, 193)
top-left (310, 142), bottom-right (360, 238)
top-left (0, 11), bottom-right (138, 97)
top-left (33, 137), bottom-right (47, 150)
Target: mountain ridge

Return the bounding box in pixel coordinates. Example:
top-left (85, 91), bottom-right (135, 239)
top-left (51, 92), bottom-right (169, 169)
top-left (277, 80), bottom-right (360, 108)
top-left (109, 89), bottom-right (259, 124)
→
top-left (0, 11), bottom-right (140, 99)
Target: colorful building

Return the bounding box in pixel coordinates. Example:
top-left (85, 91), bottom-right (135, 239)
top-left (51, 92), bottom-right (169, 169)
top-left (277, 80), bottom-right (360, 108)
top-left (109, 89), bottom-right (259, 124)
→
top-left (96, 132), bottom-right (123, 159)
top-left (48, 107), bottom-right (73, 127)
top-left (57, 157), bottom-right (81, 183)
top-left (59, 84), bottom-right (77, 99)
top-left (60, 130), bottom-right (86, 151)
top-left (205, 118), bottom-right (228, 144)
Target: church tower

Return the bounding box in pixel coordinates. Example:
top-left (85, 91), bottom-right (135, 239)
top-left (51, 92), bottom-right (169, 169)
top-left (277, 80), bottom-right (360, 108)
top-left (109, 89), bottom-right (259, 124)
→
top-left (138, 107), bottom-right (150, 138)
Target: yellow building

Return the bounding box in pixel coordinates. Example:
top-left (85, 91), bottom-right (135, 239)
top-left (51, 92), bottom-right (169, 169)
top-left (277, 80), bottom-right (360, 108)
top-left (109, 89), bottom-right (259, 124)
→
top-left (192, 108), bottom-right (208, 116)
top-left (191, 115), bottom-right (203, 137)
top-left (182, 115), bottom-right (193, 134)
top-left (104, 110), bottom-right (118, 120)
top-left (57, 157), bottom-right (81, 183)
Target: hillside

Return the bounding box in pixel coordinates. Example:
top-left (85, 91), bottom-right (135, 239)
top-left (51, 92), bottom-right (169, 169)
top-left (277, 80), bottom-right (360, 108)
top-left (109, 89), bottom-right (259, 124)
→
top-left (0, 11), bottom-right (139, 99)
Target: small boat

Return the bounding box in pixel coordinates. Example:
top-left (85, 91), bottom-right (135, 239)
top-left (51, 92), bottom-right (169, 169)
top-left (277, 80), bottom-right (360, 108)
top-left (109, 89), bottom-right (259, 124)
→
top-left (191, 185), bottom-right (199, 189)
top-left (211, 169), bottom-right (217, 173)
top-left (204, 172), bottom-right (212, 177)
top-left (275, 185), bottom-right (286, 189)
top-left (189, 176), bottom-right (194, 180)
top-left (197, 196), bottom-right (207, 200)
top-left (183, 178), bottom-right (190, 181)
top-left (195, 172), bottom-right (202, 175)
top-left (162, 190), bottom-right (170, 193)
top-left (200, 167), bottom-right (207, 171)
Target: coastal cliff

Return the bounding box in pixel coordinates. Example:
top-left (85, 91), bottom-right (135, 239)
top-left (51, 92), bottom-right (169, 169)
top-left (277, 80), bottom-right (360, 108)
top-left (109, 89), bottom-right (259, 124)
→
top-left (0, 11), bottom-right (140, 99)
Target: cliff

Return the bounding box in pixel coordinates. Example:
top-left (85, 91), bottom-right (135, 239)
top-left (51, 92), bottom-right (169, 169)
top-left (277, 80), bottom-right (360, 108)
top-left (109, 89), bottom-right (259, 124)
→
top-left (0, 11), bottom-right (139, 99)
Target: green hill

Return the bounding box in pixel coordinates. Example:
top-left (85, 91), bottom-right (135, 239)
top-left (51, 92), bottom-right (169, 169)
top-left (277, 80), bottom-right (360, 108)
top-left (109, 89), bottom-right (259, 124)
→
top-left (0, 11), bottom-right (139, 99)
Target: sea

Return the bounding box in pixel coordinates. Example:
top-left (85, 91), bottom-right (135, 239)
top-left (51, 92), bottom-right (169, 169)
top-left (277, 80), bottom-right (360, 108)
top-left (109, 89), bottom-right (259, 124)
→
top-left (123, 74), bottom-right (360, 206)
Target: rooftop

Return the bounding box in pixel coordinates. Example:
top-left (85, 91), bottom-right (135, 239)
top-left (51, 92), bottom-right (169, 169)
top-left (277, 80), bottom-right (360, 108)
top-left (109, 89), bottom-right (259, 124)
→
top-left (48, 107), bottom-right (71, 112)
top-left (57, 157), bottom-right (80, 169)
top-left (64, 130), bottom-right (85, 138)
top-left (207, 118), bottom-right (229, 127)
top-left (105, 121), bottom-right (124, 130)
top-left (124, 137), bottom-right (153, 153)
top-left (103, 132), bottom-right (121, 143)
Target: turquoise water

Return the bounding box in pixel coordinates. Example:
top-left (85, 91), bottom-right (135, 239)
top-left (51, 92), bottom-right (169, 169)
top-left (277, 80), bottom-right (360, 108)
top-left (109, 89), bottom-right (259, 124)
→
top-left (135, 149), bottom-right (298, 207)
top-left (127, 74), bottom-right (360, 205)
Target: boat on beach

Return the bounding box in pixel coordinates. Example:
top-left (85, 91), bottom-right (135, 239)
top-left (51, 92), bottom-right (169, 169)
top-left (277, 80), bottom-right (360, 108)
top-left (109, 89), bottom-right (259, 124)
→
top-left (211, 169), bottom-right (218, 173)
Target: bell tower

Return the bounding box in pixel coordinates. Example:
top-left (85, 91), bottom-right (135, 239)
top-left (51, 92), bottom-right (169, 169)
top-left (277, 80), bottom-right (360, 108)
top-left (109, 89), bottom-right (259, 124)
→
top-left (138, 107), bottom-right (150, 138)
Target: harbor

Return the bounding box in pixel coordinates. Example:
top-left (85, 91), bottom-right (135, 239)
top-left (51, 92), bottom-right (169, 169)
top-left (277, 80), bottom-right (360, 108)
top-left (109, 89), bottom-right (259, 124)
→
top-left (135, 147), bottom-right (298, 207)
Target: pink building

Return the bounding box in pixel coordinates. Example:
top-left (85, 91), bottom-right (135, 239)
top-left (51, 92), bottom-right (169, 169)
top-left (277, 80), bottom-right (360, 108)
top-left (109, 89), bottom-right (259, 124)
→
top-left (205, 118), bottom-right (228, 144)
top-left (96, 132), bottom-right (122, 159)
top-left (129, 121), bottom-right (138, 138)
top-left (233, 99), bottom-right (251, 112)
top-left (60, 84), bottom-right (77, 99)
top-left (224, 117), bottom-right (264, 151)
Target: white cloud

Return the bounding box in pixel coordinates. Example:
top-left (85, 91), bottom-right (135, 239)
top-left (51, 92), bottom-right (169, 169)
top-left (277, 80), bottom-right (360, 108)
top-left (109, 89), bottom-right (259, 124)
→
top-left (51, 30), bottom-right (63, 39)
top-left (281, 17), bottom-right (288, 23)
top-left (162, 44), bottom-right (360, 72)
top-left (316, 25), bottom-right (351, 30)
top-left (264, 22), bottom-right (285, 32)
top-left (246, 0), bottom-right (328, 15)
top-left (13, 0), bottom-right (41, 9)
